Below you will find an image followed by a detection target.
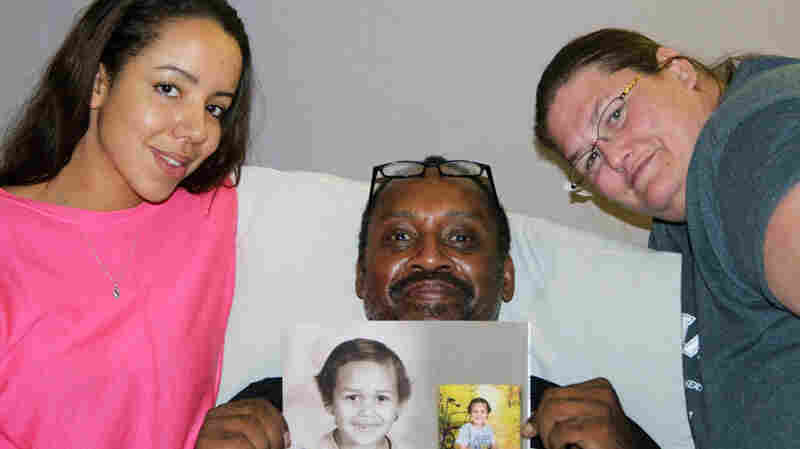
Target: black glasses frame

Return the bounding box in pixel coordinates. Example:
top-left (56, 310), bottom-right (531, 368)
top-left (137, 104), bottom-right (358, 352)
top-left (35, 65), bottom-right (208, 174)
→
top-left (366, 159), bottom-right (499, 210)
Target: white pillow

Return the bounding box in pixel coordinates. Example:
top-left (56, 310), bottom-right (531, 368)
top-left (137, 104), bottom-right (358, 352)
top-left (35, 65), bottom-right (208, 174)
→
top-left (221, 167), bottom-right (367, 402)
top-left (510, 216), bottom-right (692, 449)
top-left (222, 165), bottom-right (692, 449)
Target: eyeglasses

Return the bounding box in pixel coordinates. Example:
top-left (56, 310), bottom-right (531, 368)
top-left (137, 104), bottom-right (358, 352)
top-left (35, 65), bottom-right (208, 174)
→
top-left (568, 75), bottom-right (641, 192)
top-left (367, 159), bottom-right (498, 209)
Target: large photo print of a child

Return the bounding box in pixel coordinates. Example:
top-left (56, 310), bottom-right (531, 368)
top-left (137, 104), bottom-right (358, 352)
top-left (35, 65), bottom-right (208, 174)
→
top-left (315, 338), bottom-right (411, 449)
top-left (283, 322), bottom-right (528, 449)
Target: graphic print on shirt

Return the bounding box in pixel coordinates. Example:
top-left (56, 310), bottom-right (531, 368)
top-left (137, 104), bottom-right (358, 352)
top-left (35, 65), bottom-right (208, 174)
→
top-left (682, 313), bottom-right (700, 359)
top-left (682, 312), bottom-right (702, 420)
top-left (455, 421), bottom-right (496, 449)
top-left (470, 434), bottom-right (493, 449)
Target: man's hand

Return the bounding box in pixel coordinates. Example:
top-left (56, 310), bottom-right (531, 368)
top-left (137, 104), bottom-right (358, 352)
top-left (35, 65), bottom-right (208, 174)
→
top-left (195, 398), bottom-right (289, 449)
top-left (522, 378), bottom-right (635, 449)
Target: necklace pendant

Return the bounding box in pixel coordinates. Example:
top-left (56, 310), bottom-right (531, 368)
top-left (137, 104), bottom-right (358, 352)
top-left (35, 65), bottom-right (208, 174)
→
top-left (113, 283), bottom-right (121, 299)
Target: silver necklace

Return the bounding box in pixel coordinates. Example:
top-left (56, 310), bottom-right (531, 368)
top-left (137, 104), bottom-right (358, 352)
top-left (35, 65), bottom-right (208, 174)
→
top-left (50, 185), bottom-right (138, 299)
top-left (78, 229), bottom-right (137, 299)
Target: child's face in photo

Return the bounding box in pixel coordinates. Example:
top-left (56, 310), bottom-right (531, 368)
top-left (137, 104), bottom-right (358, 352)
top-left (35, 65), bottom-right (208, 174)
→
top-left (469, 402), bottom-right (489, 427)
top-left (329, 360), bottom-right (401, 446)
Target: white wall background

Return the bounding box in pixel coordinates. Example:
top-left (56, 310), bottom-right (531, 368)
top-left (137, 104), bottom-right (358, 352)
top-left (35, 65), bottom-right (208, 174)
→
top-left (2, 1), bottom-right (799, 245)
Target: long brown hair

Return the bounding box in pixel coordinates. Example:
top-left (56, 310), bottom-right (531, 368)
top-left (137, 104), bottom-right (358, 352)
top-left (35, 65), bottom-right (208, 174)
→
top-left (0, 0), bottom-right (253, 192)
top-left (534, 28), bottom-right (736, 155)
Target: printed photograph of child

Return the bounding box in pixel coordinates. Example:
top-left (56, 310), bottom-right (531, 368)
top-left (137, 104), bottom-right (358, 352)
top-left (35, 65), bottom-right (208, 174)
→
top-left (315, 338), bottom-right (411, 449)
top-left (283, 322), bottom-right (527, 449)
top-left (439, 385), bottom-right (521, 449)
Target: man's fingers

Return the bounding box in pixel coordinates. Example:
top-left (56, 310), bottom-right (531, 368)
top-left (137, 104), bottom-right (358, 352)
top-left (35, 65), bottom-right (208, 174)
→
top-left (522, 416), bottom-right (539, 438)
top-left (547, 415), bottom-right (633, 449)
top-left (205, 399), bottom-right (272, 419)
top-left (532, 378), bottom-right (634, 449)
top-left (546, 416), bottom-right (593, 449)
top-left (540, 378), bottom-right (616, 404)
top-left (196, 430), bottom-right (257, 449)
top-left (198, 413), bottom-right (268, 449)
top-left (222, 399), bottom-right (287, 449)
top-left (197, 399), bottom-right (288, 449)
top-left (535, 396), bottom-right (611, 445)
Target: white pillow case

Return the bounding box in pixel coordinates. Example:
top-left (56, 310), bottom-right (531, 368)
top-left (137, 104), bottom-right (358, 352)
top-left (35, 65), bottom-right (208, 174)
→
top-left (222, 165), bottom-right (693, 449)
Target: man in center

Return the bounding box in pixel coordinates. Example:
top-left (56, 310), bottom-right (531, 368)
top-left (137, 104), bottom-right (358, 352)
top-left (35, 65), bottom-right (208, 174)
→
top-left (198, 156), bottom-right (657, 449)
top-left (355, 157), bottom-right (513, 321)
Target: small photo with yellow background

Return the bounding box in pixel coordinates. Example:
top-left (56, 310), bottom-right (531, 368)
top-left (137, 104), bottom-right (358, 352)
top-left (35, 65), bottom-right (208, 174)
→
top-left (438, 384), bottom-right (522, 449)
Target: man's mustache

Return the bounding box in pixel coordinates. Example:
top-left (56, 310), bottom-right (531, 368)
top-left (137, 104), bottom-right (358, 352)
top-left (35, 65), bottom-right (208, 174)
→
top-left (388, 271), bottom-right (475, 301)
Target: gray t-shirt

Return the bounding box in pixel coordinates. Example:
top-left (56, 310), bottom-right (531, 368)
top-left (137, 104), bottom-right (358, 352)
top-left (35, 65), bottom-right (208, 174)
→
top-left (455, 422), bottom-right (495, 449)
top-left (650, 56), bottom-right (800, 449)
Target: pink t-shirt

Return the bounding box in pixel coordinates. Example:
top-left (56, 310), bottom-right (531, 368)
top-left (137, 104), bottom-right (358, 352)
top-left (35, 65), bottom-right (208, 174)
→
top-left (0, 186), bottom-right (237, 448)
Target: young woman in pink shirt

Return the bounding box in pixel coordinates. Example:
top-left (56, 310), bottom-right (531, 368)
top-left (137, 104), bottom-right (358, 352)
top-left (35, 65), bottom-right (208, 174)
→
top-left (0, 1), bottom-right (254, 447)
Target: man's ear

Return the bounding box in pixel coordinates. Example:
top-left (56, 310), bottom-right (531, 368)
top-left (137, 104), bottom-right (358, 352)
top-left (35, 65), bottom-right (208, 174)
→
top-left (90, 64), bottom-right (110, 109)
top-left (355, 258), bottom-right (367, 300)
top-left (656, 46), bottom-right (697, 90)
top-left (501, 255), bottom-right (515, 303)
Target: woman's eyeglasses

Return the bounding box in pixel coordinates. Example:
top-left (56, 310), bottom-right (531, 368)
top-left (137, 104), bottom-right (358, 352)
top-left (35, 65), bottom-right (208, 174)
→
top-left (567, 75), bottom-right (641, 193)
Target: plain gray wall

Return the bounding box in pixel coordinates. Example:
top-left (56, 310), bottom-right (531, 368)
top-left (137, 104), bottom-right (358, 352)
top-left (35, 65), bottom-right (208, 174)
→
top-left (3, 1), bottom-right (799, 245)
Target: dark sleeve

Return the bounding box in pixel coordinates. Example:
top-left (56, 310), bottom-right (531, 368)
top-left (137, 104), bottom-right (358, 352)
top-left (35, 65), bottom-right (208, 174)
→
top-left (648, 219), bottom-right (688, 254)
top-left (229, 376), bottom-right (283, 411)
top-left (715, 100), bottom-right (800, 305)
top-left (530, 376), bottom-right (660, 449)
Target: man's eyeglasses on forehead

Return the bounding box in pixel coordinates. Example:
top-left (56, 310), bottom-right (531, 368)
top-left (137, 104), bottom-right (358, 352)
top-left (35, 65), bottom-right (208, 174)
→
top-left (367, 159), bottom-right (499, 209)
top-left (567, 75), bottom-right (641, 193)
